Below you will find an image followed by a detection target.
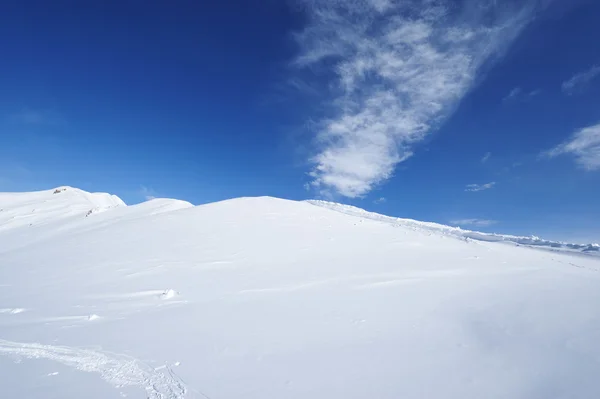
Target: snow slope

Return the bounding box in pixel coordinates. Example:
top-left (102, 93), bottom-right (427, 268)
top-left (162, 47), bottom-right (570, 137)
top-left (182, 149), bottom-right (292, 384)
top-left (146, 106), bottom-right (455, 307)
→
top-left (0, 186), bottom-right (125, 229)
top-left (308, 200), bottom-right (600, 255)
top-left (0, 187), bottom-right (192, 254)
top-left (1, 188), bottom-right (599, 399)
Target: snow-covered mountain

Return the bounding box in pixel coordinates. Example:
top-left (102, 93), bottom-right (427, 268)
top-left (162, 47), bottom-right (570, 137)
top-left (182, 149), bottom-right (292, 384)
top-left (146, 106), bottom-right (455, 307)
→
top-left (1, 187), bottom-right (599, 399)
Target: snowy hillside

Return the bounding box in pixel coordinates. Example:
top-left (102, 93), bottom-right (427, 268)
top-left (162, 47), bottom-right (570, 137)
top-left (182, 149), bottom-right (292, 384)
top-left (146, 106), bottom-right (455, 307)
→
top-left (1, 188), bottom-right (599, 399)
top-left (0, 186), bottom-right (124, 229)
top-left (308, 200), bottom-right (600, 255)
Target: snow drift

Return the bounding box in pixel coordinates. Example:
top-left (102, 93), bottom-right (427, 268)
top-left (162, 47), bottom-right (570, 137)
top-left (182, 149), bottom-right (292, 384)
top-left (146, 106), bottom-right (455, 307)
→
top-left (0, 187), bottom-right (599, 399)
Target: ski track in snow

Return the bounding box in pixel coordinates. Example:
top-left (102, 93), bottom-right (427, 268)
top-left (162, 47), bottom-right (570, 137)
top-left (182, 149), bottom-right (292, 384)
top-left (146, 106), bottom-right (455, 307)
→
top-left (0, 339), bottom-right (187, 399)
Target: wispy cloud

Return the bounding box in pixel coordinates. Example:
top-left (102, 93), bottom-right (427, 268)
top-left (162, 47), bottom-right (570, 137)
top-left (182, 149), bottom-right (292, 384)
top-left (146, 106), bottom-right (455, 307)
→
top-left (481, 152), bottom-right (491, 163)
top-left (529, 89), bottom-right (542, 97)
top-left (450, 218), bottom-right (497, 227)
top-left (139, 186), bottom-right (157, 201)
top-left (287, 77), bottom-right (322, 97)
top-left (562, 65), bottom-right (600, 95)
top-left (0, 162), bottom-right (32, 189)
top-left (373, 197), bottom-right (386, 204)
top-left (7, 109), bottom-right (63, 125)
top-left (292, 0), bottom-right (537, 198)
top-left (465, 182), bottom-right (496, 192)
top-left (504, 87), bottom-right (522, 101)
top-left (542, 123), bottom-right (600, 170)
top-left (502, 87), bottom-right (540, 102)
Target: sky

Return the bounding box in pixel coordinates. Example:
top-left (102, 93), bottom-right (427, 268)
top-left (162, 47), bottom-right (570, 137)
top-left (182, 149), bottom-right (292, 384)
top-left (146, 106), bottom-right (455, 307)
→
top-left (1, 0), bottom-right (599, 243)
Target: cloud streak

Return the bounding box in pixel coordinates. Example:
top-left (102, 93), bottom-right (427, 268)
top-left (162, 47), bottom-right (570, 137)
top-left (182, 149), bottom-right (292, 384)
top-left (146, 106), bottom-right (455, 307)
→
top-left (139, 186), bottom-right (157, 201)
top-left (293, 0), bottom-right (538, 197)
top-left (8, 109), bottom-right (63, 125)
top-left (562, 65), bottom-right (600, 95)
top-left (503, 87), bottom-right (540, 102)
top-left (465, 182), bottom-right (496, 192)
top-left (543, 123), bottom-right (600, 170)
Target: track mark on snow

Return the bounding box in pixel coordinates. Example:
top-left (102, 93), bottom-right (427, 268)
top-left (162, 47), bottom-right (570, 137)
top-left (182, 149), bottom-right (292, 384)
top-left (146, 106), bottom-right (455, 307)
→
top-left (0, 338), bottom-right (188, 399)
top-left (40, 314), bottom-right (103, 324)
top-left (360, 278), bottom-right (424, 288)
top-left (238, 280), bottom-right (332, 295)
top-left (206, 260), bottom-right (233, 265)
top-left (89, 289), bottom-right (181, 301)
top-left (0, 308), bottom-right (26, 314)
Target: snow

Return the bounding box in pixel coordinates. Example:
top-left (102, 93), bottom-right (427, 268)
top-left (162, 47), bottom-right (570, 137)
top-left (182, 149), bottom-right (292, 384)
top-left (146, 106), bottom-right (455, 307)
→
top-left (1, 187), bottom-right (600, 398)
top-left (0, 186), bottom-right (125, 227)
top-left (308, 200), bottom-right (600, 254)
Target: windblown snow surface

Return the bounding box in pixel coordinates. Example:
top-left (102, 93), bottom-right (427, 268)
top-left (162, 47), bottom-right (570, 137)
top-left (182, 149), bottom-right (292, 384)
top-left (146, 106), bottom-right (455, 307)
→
top-left (1, 187), bottom-right (599, 399)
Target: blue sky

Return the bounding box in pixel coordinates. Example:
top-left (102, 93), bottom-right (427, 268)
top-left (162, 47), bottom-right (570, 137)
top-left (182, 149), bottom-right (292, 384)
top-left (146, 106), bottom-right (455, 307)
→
top-left (1, 0), bottom-right (599, 243)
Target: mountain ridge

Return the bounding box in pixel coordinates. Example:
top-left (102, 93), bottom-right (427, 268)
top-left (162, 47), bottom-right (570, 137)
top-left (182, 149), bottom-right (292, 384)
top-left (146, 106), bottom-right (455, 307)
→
top-left (1, 187), bottom-right (596, 254)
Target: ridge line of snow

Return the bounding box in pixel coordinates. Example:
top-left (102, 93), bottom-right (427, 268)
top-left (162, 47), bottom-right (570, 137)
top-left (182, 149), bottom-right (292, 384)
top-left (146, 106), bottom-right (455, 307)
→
top-left (306, 200), bottom-right (599, 255)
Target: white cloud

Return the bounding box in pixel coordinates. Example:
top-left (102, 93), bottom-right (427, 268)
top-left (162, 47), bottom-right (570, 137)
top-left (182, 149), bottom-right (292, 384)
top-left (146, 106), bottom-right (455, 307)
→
top-left (562, 65), bottom-right (600, 95)
top-left (139, 186), bottom-right (157, 201)
top-left (543, 123), bottom-right (600, 170)
top-left (503, 87), bottom-right (540, 102)
top-left (503, 87), bottom-right (522, 101)
top-left (465, 182), bottom-right (496, 192)
top-left (481, 152), bottom-right (491, 163)
top-left (8, 109), bottom-right (63, 125)
top-left (529, 89), bottom-right (542, 97)
top-left (451, 218), bottom-right (497, 227)
top-left (293, 0), bottom-right (537, 197)
top-left (373, 197), bottom-right (386, 204)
